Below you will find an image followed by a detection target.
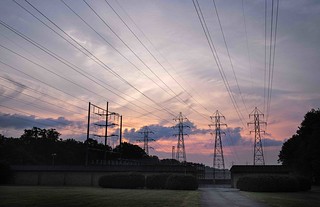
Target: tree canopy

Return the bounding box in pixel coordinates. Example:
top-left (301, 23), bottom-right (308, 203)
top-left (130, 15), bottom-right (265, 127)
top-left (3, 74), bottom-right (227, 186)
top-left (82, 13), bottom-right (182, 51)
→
top-left (278, 108), bottom-right (320, 184)
top-left (0, 127), bottom-right (151, 165)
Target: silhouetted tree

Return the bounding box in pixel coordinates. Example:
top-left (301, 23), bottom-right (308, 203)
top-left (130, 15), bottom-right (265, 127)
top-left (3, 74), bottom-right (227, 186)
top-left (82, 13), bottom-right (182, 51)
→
top-left (113, 142), bottom-right (147, 159)
top-left (279, 108), bottom-right (320, 184)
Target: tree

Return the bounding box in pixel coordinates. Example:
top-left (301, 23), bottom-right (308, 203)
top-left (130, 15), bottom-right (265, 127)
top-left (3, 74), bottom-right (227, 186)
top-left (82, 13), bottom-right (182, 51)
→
top-left (279, 109), bottom-right (320, 184)
top-left (21, 127), bottom-right (61, 141)
top-left (113, 142), bottom-right (147, 159)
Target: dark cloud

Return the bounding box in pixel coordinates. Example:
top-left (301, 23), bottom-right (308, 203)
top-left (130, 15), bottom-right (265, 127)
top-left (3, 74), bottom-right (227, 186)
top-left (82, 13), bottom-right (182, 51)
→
top-left (205, 127), bottom-right (283, 148)
top-left (0, 112), bottom-right (83, 130)
top-left (123, 121), bottom-right (212, 142)
top-left (262, 138), bottom-right (283, 147)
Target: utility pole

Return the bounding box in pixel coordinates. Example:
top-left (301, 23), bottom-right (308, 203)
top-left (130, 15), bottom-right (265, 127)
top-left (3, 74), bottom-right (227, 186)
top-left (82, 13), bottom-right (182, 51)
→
top-left (105, 102), bottom-right (109, 146)
top-left (86, 102), bottom-right (121, 165)
top-left (119, 115), bottom-right (123, 148)
top-left (173, 112), bottom-right (189, 163)
top-left (138, 126), bottom-right (154, 155)
top-left (210, 110), bottom-right (227, 182)
top-left (248, 107), bottom-right (266, 165)
top-left (172, 146), bottom-right (175, 160)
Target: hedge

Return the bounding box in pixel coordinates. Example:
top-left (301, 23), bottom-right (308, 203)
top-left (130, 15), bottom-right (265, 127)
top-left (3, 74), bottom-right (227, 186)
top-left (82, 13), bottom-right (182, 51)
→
top-left (296, 176), bottom-right (312, 191)
top-left (98, 173), bottom-right (145, 189)
top-left (146, 174), bottom-right (171, 189)
top-left (0, 162), bottom-right (12, 185)
top-left (165, 174), bottom-right (198, 190)
top-left (236, 175), bottom-right (311, 192)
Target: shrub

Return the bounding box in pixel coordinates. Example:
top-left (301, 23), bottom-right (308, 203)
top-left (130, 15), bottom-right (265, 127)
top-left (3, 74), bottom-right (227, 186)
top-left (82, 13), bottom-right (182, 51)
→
top-left (165, 174), bottom-right (198, 190)
top-left (99, 173), bottom-right (145, 189)
top-left (146, 174), bottom-right (171, 189)
top-left (237, 175), bottom-right (301, 192)
top-left (296, 176), bottom-right (312, 191)
top-left (0, 162), bottom-right (12, 185)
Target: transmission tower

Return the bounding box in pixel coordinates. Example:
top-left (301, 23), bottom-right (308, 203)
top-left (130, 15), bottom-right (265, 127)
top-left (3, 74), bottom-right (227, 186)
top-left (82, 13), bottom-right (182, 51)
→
top-left (138, 126), bottom-right (154, 155)
top-left (173, 112), bottom-right (189, 162)
top-left (209, 110), bottom-right (227, 182)
top-left (248, 107), bottom-right (267, 165)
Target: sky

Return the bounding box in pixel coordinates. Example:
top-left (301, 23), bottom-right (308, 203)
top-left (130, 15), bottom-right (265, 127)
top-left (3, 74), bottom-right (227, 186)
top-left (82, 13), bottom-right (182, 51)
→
top-left (0, 0), bottom-right (319, 168)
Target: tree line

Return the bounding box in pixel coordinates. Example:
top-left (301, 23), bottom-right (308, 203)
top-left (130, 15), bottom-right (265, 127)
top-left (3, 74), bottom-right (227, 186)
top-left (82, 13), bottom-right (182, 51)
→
top-left (0, 127), bottom-right (151, 165)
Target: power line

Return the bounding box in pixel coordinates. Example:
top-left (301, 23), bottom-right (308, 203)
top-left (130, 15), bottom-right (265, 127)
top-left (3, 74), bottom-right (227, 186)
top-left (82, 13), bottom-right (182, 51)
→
top-left (23, 0), bottom-right (178, 119)
top-left (12, 0), bottom-right (166, 113)
top-left (241, 0), bottom-right (254, 95)
top-left (266, 0), bottom-right (279, 123)
top-left (0, 104), bottom-right (85, 135)
top-left (0, 75), bottom-right (87, 111)
top-left (105, 0), bottom-right (213, 119)
top-left (114, 0), bottom-right (214, 115)
top-left (212, 0), bottom-right (248, 114)
top-left (0, 83), bottom-right (84, 115)
top-left (0, 19), bottom-right (173, 123)
top-left (192, 0), bottom-right (247, 128)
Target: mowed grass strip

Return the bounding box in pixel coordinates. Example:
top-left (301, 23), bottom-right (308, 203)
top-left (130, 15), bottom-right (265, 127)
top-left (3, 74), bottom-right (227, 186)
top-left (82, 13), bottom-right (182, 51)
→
top-left (241, 186), bottom-right (320, 207)
top-left (0, 186), bottom-right (200, 207)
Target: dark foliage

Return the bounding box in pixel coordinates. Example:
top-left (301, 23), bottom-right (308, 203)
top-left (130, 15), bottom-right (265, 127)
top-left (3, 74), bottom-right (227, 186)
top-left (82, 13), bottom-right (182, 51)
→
top-left (0, 161), bottom-right (12, 185)
top-left (296, 176), bottom-right (312, 191)
top-left (160, 159), bottom-right (181, 165)
top-left (279, 108), bottom-right (320, 184)
top-left (146, 174), bottom-right (171, 189)
top-left (165, 174), bottom-right (198, 190)
top-left (113, 142), bottom-right (147, 159)
top-left (0, 127), bottom-right (177, 166)
top-left (236, 175), bottom-right (311, 192)
top-left (98, 173), bottom-right (145, 189)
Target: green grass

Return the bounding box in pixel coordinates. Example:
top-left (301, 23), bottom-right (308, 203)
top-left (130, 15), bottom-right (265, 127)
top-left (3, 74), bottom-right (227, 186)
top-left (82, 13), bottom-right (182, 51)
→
top-left (0, 186), bottom-right (200, 207)
top-left (241, 186), bottom-right (320, 207)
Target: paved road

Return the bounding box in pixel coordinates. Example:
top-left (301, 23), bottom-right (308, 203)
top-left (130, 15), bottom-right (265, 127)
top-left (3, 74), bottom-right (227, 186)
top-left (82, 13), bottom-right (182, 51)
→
top-left (200, 186), bottom-right (269, 207)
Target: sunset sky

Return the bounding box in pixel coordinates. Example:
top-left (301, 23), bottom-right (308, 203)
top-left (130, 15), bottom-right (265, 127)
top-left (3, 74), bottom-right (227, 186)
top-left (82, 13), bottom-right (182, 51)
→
top-left (0, 0), bottom-right (319, 168)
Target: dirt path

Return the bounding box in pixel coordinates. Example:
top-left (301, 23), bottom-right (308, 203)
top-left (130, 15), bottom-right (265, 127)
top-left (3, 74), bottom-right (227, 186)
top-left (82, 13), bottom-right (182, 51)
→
top-left (200, 186), bottom-right (269, 207)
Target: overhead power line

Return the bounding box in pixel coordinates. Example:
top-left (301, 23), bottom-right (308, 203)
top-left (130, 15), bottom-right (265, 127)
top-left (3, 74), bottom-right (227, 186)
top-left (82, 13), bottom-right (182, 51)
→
top-left (105, 0), bottom-right (213, 119)
top-left (212, 0), bottom-right (248, 114)
top-left (192, 0), bottom-right (247, 128)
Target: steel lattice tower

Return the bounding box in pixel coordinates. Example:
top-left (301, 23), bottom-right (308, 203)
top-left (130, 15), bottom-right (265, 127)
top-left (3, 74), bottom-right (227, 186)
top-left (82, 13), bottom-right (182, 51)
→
top-left (248, 107), bottom-right (266, 165)
top-left (174, 112), bottom-right (189, 162)
top-left (210, 110), bottom-right (227, 182)
top-left (138, 126), bottom-right (154, 155)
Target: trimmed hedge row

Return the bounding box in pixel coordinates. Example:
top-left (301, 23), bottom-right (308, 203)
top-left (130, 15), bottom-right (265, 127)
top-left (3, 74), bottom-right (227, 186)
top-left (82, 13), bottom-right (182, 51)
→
top-left (146, 174), bottom-right (171, 189)
top-left (0, 162), bottom-right (12, 185)
top-left (99, 173), bottom-right (145, 189)
top-left (99, 173), bottom-right (198, 190)
top-left (165, 174), bottom-right (198, 190)
top-left (236, 175), bottom-right (311, 192)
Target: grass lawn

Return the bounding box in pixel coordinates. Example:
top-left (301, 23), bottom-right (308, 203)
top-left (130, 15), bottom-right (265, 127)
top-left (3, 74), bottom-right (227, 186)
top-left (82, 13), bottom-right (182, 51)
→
top-left (241, 186), bottom-right (320, 207)
top-left (0, 186), bottom-right (200, 207)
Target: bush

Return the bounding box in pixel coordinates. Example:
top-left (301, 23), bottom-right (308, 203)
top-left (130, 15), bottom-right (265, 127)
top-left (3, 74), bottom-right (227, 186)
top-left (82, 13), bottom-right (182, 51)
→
top-left (99, 173), bottom-right (145, 189)
top-left (165, 174), bottom-right (198, 190)
top-left (0, 162), bottom-right (12, 185)
top-left (296, 176), bottom-right (312, 191)
top-left (146, 174), bottom-right (171, 189)
top-left (237, 175), bottom-right (301, 192)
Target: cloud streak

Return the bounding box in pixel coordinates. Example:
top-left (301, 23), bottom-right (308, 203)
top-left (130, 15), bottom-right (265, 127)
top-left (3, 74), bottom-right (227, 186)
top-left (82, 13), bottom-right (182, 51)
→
top-left (0, 112), bottom-right (84, 130)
